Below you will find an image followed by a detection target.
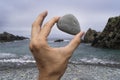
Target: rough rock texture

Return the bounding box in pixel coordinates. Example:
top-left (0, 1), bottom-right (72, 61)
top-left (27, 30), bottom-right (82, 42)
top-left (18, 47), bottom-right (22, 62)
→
top-left (84, 28), bottom-right (101, 43)
top-left (92, 16), bottom-right (120, 49)
top-left (0, 32), bottom-right (28, 42)
top-left (57, 14), bottom-right (80, 35)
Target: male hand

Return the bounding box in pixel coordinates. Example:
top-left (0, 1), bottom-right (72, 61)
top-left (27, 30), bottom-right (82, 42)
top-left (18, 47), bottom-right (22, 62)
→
top-left (29, 11), bottom-right (84, 80)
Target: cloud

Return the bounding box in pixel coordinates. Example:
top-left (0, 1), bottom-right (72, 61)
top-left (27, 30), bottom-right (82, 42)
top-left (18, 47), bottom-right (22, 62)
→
top-left (0, 0), bottom-right (120, 37)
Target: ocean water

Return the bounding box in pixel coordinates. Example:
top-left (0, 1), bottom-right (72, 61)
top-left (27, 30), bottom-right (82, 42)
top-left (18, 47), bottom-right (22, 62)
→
top-left (0, 39), bottom-right (120, 69)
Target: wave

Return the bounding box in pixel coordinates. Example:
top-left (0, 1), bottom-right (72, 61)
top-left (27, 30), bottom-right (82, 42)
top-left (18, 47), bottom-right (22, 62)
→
top-left (0, 53), bottom-right (35, 68)
top-left (0, 53), bottom-right (17, 59)
top-left (69, 58), bottom-right (120, 68)
top-left (0, 57), bottom-right (36, 70)
top-left (0, 52), bottom-right (33, 59)
top-left (0, 53), bottom-right (120, 69)
top-left (0, 58), bottom-right (35, 63)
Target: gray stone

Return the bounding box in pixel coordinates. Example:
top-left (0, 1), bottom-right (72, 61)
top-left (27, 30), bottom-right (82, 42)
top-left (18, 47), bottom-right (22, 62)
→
top-left (57, 14), bottom-right (80, 35)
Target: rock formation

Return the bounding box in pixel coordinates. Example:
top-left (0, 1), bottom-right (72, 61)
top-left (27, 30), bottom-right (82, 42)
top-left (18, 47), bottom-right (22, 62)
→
top-left (92, 16), bottom-right (120, 49)
top-left (0, 32), bottom-right (28, 42)
top-left (54, 39), bottom-right (64, 42)
top-left (84, 28), bottom-right (101, 43)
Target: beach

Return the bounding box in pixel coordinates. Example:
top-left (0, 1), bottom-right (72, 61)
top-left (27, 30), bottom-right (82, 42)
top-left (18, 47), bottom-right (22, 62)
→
top-left (1, 0), bottom-right (120, 79)
top-left (1, 64), bottom-right (120, 80)
top-left (0, 40), bottom-right (120, 80)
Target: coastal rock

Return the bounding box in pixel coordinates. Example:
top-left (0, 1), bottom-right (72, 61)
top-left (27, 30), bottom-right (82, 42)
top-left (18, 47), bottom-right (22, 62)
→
top-left (54, 39), bottom-right (64, 42)
top-left (92, 16), bottom-right (120, 49)
top-left (84, 28), bottom-right (101, 43)
top-left (0, 32), bottom-right (28, 42)
top-left (57, 14), bottom-right (80, 35)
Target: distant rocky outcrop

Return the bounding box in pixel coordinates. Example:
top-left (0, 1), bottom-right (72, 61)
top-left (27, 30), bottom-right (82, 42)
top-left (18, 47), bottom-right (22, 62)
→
top-left (54, 39), bottom-right (64, 42)
top-left (84, 28), bottom-right (101, 43)
top-left (92, 16), bottom-right (120, 49)
top-left (0, 32), bottom-right (28, 42)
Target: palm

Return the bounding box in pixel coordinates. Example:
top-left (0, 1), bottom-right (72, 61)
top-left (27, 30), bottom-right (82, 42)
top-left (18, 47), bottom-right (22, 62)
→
top-left (29, 11), bottom-right (84, 79)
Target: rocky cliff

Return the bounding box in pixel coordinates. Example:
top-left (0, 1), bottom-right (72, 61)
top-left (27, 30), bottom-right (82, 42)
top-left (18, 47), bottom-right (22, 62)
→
top-left (92, 16), bottom-right (120, 49)
top-left (0, 32), bottom-right (28, 42)
top-left (84, 28), bottom-right (101, 43)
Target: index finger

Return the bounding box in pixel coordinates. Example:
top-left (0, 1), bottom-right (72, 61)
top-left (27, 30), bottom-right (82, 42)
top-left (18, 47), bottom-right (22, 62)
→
top-left (31, 11), bottom-right (48, 38)
top-left (39, 17), bottom-right (60, 39)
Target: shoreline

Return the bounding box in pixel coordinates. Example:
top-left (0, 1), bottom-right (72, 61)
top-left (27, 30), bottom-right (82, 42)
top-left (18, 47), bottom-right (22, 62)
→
top-left (1, 61), bottom-right (120, 71)
top-left (1, 64), bottom-right (120, 80)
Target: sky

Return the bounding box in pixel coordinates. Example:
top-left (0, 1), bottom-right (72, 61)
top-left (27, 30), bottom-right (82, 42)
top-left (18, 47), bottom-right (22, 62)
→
top-left (0, 0), bottom-right (120, 38)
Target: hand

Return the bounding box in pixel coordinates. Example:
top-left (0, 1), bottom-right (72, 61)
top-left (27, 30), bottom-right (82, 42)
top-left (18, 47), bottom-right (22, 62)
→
top-left (29, 11), bottom-right (84, 80)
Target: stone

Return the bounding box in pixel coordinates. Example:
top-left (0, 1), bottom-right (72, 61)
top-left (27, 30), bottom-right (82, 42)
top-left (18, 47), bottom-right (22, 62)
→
top-left (57, 14), bottom-right (80, 35)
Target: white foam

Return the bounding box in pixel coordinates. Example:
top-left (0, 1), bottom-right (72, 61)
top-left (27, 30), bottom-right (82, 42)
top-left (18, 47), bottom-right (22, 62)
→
top-left (64, 40), bottom-right (70, 42)
top-left (22, 55), bottom-right (33, 59)
top-left (69, 57), bottom-right (120, 65)
top-left (0, 53), bottom-right (17, 58)
top-left (80, 57), bottom-right (120, 65)
top-left (0, 58), bottom-right (35, 63)
top-left (80, 58), bottom-right (103, 63)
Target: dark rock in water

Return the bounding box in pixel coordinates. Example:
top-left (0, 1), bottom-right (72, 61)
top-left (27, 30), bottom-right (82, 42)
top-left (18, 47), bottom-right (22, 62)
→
top-left (0, 32), bottom-right (28, 42)
top-left (57, 14), bottom-right (80, 35)
top-left (84, 28), bottom-right (101, 43)
top-left (54, 39), bottom-right (64, 42)
top-left (92, 16), bottom-right (120, 49)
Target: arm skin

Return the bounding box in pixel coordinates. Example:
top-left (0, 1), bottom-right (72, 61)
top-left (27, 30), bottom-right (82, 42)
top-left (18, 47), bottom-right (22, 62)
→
top-left (29, 11), bottom-right (84, 80)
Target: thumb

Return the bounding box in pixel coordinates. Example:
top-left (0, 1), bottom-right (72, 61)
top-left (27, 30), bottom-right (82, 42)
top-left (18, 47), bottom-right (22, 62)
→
top-left (66, 31), bottom-right (84, 54)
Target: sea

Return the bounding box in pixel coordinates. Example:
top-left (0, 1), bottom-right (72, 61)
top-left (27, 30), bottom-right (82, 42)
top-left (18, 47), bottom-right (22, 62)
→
top-left (0, 39), bottom-right (120, 69)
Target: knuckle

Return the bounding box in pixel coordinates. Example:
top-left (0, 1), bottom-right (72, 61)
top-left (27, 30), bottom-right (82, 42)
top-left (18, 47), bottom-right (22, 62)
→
top-left (29, 40), bottom-right (39, 50)
top-left (39, 41), bottom-right (47, 47)
top-left (32, 42), bottom-right (40, 49)
top-left (29, 39), bottom-right (47, 51)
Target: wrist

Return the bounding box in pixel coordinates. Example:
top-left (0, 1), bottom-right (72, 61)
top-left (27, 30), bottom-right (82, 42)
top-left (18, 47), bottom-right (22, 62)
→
top-left (38, 71), bottom-right (62, 80)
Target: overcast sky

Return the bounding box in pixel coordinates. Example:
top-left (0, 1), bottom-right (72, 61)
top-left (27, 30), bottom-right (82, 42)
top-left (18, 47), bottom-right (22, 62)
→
top-left (0, 0), bottom-right (120, 38)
